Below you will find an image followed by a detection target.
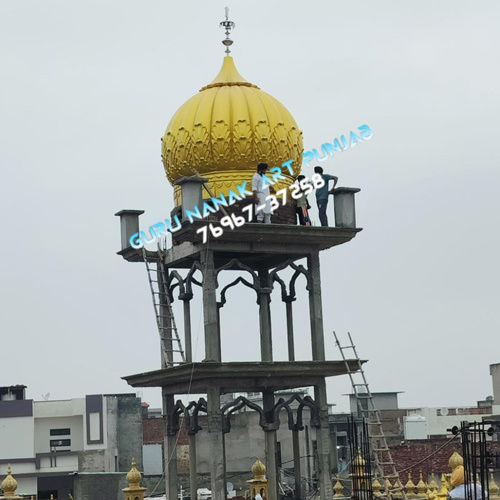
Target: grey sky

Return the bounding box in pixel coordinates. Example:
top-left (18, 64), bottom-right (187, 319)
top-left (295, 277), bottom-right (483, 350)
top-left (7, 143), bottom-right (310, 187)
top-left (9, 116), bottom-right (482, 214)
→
top-left (1, 1), bottom-right (499, 412)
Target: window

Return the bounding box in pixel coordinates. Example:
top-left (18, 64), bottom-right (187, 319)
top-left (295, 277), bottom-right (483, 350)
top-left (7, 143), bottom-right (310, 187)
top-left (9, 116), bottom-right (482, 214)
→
top-left (50, 439), bottom-right (71, 447)
top-left (50, 428), bottom-right (70, 436)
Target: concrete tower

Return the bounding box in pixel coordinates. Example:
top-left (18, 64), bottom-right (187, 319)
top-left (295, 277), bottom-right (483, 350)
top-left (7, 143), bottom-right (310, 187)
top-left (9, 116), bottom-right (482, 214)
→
top-left (116, 19), bottom-right (361, 500)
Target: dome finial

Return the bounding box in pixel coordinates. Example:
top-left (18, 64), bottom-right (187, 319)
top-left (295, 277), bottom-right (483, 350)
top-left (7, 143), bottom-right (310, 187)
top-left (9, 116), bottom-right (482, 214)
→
top-left (219, 7), bottom-right (235, 55)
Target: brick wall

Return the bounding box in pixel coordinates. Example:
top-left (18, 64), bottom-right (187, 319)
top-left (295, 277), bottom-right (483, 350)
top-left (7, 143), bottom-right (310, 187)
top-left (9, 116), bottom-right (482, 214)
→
top-left (143, 417), bottom-right (163, 444)
top-left (142, 416), bottom-right (203, 472)
top-left (390, 439), bottom-right (500, 480)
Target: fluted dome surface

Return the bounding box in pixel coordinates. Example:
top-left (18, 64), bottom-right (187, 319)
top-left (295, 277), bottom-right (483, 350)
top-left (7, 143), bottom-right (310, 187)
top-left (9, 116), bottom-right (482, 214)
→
top-left (161, 56), bottom-right (303, 204)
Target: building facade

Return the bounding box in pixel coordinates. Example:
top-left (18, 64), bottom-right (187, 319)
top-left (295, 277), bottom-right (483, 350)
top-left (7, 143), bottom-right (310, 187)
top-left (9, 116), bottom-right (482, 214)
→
top-left (0, 385), bottom-right (143, 498)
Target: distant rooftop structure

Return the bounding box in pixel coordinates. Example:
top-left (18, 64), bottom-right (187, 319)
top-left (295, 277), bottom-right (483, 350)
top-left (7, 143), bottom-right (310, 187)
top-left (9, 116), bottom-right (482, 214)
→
top-left (346, 391), bottom-right (402, 414)
top-left (0, 385), bottom-right (27, 401)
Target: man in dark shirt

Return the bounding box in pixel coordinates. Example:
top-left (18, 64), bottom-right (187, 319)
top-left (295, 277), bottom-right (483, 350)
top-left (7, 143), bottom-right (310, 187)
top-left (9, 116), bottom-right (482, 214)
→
top-left (314, 166), bottom-right (338, 226)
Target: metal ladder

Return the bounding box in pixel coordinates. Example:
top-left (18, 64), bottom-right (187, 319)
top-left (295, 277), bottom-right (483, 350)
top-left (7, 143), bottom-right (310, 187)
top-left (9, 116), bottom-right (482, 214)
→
top-left (143, 247), bottom-right (186, 368)
top-left (333, 331), bottom-right (407, 500)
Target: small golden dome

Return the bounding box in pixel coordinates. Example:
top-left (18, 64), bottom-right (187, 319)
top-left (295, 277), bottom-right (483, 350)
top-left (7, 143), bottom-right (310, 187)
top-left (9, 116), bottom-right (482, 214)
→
top-left (449, 452), bottom-right (463, 470)
top-left (416, 472), bottom-right (427, 494)
top-left (251, 459), bottom-right (267, 481)
top-left (405, 472), bottom-right (416, 492)
top-left (126, 458), bottom-right (142, 488)
top-left (162, 56), bottom-right (303, 205)
top-left (353, 449), bottom-right (366, 467)
top-left (1, 464), bottom-right (18, 497)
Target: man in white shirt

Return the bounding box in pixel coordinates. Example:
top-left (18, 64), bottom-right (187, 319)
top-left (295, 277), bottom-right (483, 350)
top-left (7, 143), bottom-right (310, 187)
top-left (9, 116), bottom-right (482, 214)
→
top-left (252, 163), bottom-right (272, 223)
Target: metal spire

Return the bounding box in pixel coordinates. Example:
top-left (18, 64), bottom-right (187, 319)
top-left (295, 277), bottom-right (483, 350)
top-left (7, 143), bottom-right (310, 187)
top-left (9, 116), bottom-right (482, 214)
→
top-left (219, 7), bottom-right (235, 55)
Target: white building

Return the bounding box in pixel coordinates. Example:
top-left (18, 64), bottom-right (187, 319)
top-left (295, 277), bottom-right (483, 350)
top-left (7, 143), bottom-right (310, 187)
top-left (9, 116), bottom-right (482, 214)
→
top-left (403, 405), bottom-right (493, 440)
top-left (0, 385), bottom-right (143, 498)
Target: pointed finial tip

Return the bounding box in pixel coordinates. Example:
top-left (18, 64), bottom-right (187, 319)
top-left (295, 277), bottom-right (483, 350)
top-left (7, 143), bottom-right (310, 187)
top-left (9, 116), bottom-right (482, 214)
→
top-left (219, 7), bottom-right (235, 55)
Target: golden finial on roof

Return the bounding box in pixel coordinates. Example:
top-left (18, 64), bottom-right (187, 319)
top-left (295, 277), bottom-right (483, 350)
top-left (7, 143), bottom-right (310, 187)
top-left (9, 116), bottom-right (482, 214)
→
top-left (437, 473), bottom-right (448, 498)
top-left (219, 7), bottom-right (235, 55)
top-left (372, 477), bottom-right (382, 496)
top-left (393, 479), bottom-right (404, 499)
top-left (353, 449), bottom-right (366, 467)
top-left (123, 458), bottom-right (146, 500)
top-left (251, 459), bottom-right (267, 481)
top-left (448, 452), bottom-right (463, 470)
top-left (405, 472), bottom-right (417, 494)
top-left (416, 472), bottom-right (428, 497)
top-left (126, 458), bottom-right (142, 488)
top-left (333, 475), bottom-right (344, 497)
top-left (429, 474), bottom-right (438, 492)
top-left (1, 464), bottom-right (19, 497)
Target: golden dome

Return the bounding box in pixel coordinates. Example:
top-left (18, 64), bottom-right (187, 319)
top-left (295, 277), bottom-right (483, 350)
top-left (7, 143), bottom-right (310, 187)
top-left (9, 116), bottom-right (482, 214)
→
top-left (448, 451), bottom-right (463, 470)
top-left (251, 459), bottom-right (267, 481)
top-left (126, 458), bottom-right (142, 488)
top-left (353, 449), bottom-right (366, 467)
top-left (161, 56), bottom-right (303, 205)
top-left (1, 464), bottom-right (18, 497)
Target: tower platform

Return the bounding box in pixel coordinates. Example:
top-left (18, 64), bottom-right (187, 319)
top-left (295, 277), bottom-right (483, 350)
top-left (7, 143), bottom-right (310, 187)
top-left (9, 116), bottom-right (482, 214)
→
top-left (118, 222), bottom-right (362, 268)
top-left (123, 360), bottom-right (364, 394)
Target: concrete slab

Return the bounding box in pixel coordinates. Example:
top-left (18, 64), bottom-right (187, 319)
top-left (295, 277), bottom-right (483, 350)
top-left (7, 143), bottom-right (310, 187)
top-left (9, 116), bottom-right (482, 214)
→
top-left (122, 360), bottom-right (365, 394)
top-left (117, 223), bottom-right (361, 268)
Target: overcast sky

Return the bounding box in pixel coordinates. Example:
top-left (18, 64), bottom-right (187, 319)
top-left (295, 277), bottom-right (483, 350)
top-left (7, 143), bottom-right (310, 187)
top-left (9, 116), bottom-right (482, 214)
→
top-left (1, 1), bottom-right (499, 413)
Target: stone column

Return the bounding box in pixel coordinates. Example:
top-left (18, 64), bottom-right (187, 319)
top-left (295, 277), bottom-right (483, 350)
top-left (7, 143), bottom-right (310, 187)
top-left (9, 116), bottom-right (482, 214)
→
top-left (258, 269), bottom-right (273, 362)
top-left (207, 386), bottom-right (225, 500)
top-left (314, 381), bottom-right (333, 500)
top-left (307, 252), bottom-right (325, 361)
top-left (189, 434), bottom-right (197, 500)
top-left (263, 390), bottom-right (278, 500)
top-left (216, 305), bottom-right (222, 361)
top-left (285, 298), bottom-right (295, 361)
top-left (182, 297), bottom-right (193, 362)
top-left (164, 393), bottom-right (178, 500)
top-left (304, 425), bottom-right (312, 494)
top-left (292, 428), bottom-right (302, 499)
top-left (201, 250), bottom-right (221, 361)
top-left (329, 424), bottom-right (338, 474)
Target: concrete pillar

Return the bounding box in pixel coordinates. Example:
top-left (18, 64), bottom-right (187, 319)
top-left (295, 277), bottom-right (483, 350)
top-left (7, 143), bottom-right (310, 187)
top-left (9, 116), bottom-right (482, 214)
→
top-left (207, 386), bottom-right (225, 500)
top-left (189, 434), bottom-right (197, 500)
top-left (164, 393), bottom-right (178, 500)
top-left (216, 306), bottom-right (222, 362)
top-left (329, 425), bottom-right (338, 473)
top-left (331, 187), bottom-right (360, 229)
top-left (292, 429), bottom-right (302, 499)
top-left (182, 298), bottom-right (192, 362)
top-left (314, 381), bottom-right (333, 500)
top-left (174, 176), bottom-right (209, 221)
top-left (263, 390), bottom-right (278, 500)
top-left (114, 209), bottom-right (144, 250)
top-left (304, 425), bottom-right (312, 494)
top-left (258, 269), bottom-right (273, 362)
top-left (307, 252), bottom-right (325, 361)
top-left (285, 299), bottom-right (295, 361)
top-left (201, 250), bottom-right (221, 362)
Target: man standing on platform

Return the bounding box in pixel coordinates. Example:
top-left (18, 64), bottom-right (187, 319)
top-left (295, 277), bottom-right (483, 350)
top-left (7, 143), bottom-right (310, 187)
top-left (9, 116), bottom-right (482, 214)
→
top-left (252, 162), bottom-right (272, 223)
top-left (314, 165), bottom-right (338, 226)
